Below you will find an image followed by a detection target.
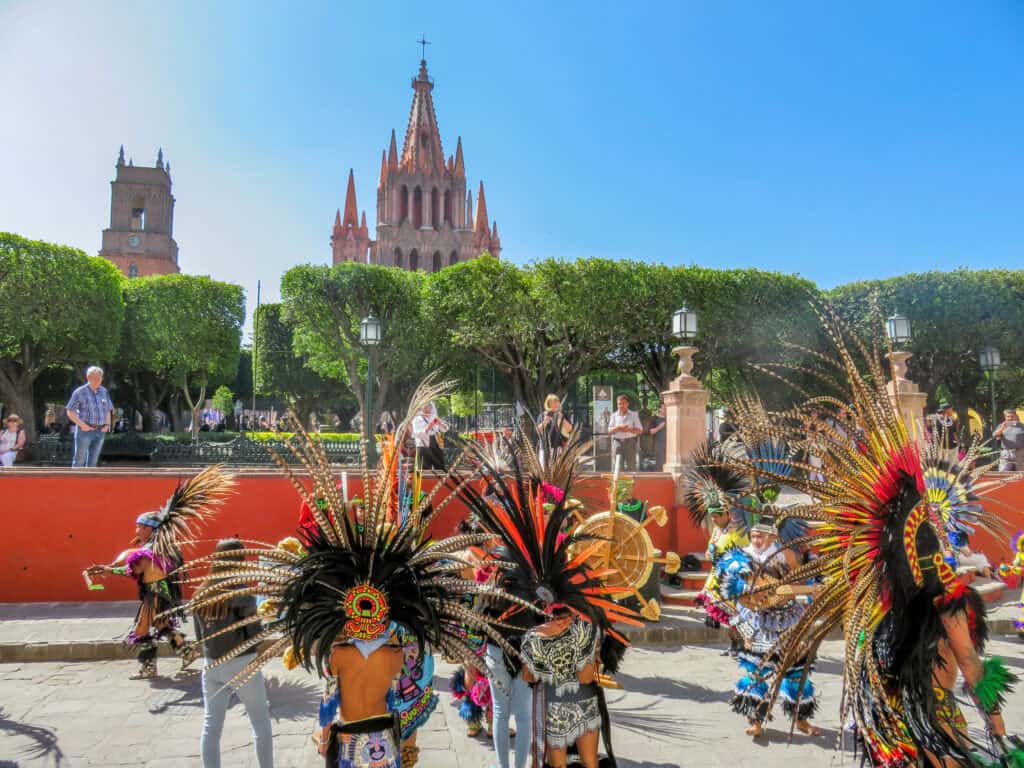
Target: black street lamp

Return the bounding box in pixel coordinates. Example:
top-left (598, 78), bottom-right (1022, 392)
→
top-left (360, 313), bottom-right (382, 466)
top-left (638, 378), bottom-right (650, 411)
top-left (886, 311), bottom-right (912, 347)
top-left (979, 346), bottom-right (1001, 435)
top-left (672, 305), bottom-right (698, 341)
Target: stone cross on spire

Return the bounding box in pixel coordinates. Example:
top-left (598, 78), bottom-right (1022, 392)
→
top-left (417, 34), bottom-right (430, 61)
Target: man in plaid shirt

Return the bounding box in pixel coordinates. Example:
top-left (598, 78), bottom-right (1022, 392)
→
top-left (65, 366), bottom-right (114, 467)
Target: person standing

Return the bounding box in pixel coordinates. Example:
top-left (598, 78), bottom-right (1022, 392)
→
top-left (536, 394), bottom-right (572, 464)
top-left (412, 402), bottom-right (448, 471)
top-left (608, 394), bottom-right (642, 471)
top-left (0, 414), bottom-right (27, 467)
top-left (646, 402), bottom-right (667, 471)
top-left (195, 539), bottom-right (274, 768)
top-left (932, 401), bottom-right (959, 453)
top-left (65, 366), bottom-right (114, 467)
top-left (994, 408), bottom-right (1024, 472)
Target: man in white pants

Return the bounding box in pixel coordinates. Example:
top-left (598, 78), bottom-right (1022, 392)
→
top-left (608, 394), bottom-right (642, 471)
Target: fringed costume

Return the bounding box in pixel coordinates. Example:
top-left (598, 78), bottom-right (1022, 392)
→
top-left (998, 532), bottom-right (1024, 636)
top-left (94, 465), bottom-right (235, 679)
top-left (173, 377), bottom-right (530, 768)
top-left (457, 440), bottom-right (641, 768)
top-left (715, 301), bottom-right (1023, 765)
top-left (683, 440), bottom-right (751, 628)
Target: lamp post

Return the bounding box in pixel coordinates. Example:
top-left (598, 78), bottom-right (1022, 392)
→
top-left (360, 312), bottom-right (381, 466)
top-left (886, 311), bottom-right (912, 347)
top-left (637, 378), bottom-right (650, 411)
top-left (663, 305), bottom-right (706, 482)
top-left (980, 345), bottom-right (1001, 436)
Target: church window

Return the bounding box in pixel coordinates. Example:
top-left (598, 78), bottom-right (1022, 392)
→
top-left (128, 263), bottom-right (139, 278)
top-left (409, 249), bottom-right (419, 271)
top-left (449, 250), bottom-right (458, 266)
top-left (394, 248), bottom-right (403, 268)
top-left (430, 188), bottom-right (440, 229)
top-left (420, 131), bottom-right (429, 148)
top-left (131, 207), bottom-right (145, 231)
top-left (432, 251), bottom-right (441, 272)
top-left (399, 186), bottom-right (409, 224)
top-left (443, 190), bottom-right (452, 226)
top-left (412, 187), bottom-right (423, 229)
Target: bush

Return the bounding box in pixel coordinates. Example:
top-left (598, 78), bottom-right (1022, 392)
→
top-left (244, 431), bottom-right (362, 443)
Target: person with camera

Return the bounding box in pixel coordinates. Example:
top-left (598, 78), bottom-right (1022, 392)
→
top-left (994, 408), bottom-right (1024, 472)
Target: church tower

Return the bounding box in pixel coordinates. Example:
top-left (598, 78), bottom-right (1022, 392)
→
top-left (99, 146), bottom-right (179, 276)
top-left (332, 56), bottom-right (500, 273)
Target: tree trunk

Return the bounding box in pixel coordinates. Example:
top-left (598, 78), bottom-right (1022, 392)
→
top-left (168, 391), bottom-right (184, 433)
top-left (0, 364), bottom-right (39, 441)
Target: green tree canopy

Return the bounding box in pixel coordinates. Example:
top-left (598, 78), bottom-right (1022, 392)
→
top-left (829, 269), bottom-right (1024, 430)
top-left (0, 232), bottom-right (125, 437)
top-left (118, 274), bottom-right (244, 437)
top-left (254, 302), bottom-right (349, 424)
top-left (281, 262), bottom-right (427, 420)
top-left (610, 265), bottom-right (821, 407)
top-left (424, 255), bottom-right (639, 412)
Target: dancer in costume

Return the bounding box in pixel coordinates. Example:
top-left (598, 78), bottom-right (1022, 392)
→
top-left (683, 440), bottom-right (751, 631)
top-left (718, 514), bottom-right (818, 738)
top-left (998, 532), bottom-right (1024, 639)
top-left (716, 302), bottom-right (1023, 766)
top-left (175, 377), bottom-right (530, 768)
top-left (85, 465), bottom-right (235, 679)
top-left (458, 442), bottom-right (641, 768)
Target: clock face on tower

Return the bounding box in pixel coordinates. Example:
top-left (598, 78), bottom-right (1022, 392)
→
top-left (128, 234), bottom-right (141, 248)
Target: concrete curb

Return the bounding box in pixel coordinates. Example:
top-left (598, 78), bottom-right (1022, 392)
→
top-left (2, 620), bottom-right (1019, 663)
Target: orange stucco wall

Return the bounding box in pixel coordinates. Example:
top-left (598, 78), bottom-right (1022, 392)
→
top-left (2, 469), bottom-right (1020, 604)
top-left (0, 470), bottom-right (704, 603)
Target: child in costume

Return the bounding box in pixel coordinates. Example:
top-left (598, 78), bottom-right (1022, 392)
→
top-left (85, 465), bottom-right (235, 679)
top-left (998, 532), bottom-right (1024, 639)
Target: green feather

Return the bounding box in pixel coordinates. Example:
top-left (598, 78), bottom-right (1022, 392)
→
top-left (973, 657), bottom-right (1018, 713)
top-left (1005, 749), bottom-right (1024, 768)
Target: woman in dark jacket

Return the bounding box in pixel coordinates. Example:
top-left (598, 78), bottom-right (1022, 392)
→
top-left (194, 538), bottom-right (274, 768)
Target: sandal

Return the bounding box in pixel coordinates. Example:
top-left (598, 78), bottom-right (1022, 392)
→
top-left (130, 660), bottom-right (158, 680)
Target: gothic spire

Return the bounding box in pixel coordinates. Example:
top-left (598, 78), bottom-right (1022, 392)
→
top-left (342, 169), bottom-right (359, 228)
top-left (474, 181), bottom-right (489, 234)
top-left (454, 136), bottom-right (465, 177)
top-left (156, 147), bottom-right (164, 169)
top-left (117, 145), bottom-right (126, 166)
top-left (379, 150), bottom-right (388, 185)
top-left (388, 129), bottom-right (398, 170)
top-left (400, 58), bottom-right (444, 174)
top-left (334, 209), bottom-right (342, 227)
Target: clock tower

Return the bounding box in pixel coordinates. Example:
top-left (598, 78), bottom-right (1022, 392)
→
top-left (99, 146), bottom-right (180, 277)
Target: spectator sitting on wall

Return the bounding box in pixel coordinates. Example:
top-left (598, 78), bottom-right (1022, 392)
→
top-left (0, 414), bottom-right (27, 468)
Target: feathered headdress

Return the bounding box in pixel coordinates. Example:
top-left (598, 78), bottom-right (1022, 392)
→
top-left (174, 375), bottom-right (531, 687)
top-left (455, 440), bottom-right (641, 647)
top-left (682, 439), bottom-right (750, 529)
top-left (718, 301), bottom-right (1019, 766)
top-left (135, 464), bottom-right (237, 563)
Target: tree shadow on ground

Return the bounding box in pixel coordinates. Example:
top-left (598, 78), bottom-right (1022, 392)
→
top-left (143, 670), bottom-right (319, 721)
top-left (615, 760), bottom-right (680, 768)
top-left (605, 700), bottom-right (697, 744)
top-left (611, 672), bottom-right (731, 704)
top-left (0, 707), bottom-right (65, 767)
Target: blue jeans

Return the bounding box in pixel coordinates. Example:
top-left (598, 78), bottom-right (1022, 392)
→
top-left (201, 654), bottom-right (274, 768)
top-left (72, 429), bottom-right (105, 467)
top-left (484, 642), bottom-right (532, 768)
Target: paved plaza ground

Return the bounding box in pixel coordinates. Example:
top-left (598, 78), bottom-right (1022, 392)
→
top-left (3, 635), bottom-right (1024, 768)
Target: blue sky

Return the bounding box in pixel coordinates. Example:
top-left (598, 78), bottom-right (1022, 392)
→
top-left (2, 1), bottom-right (1022, 333)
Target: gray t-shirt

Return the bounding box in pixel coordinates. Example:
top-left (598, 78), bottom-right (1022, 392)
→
top-left (999, 421), bottom-right (1024, 451)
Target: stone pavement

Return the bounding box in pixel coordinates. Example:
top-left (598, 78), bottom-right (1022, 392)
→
top-left (3, 637), bottom-right (1024, 768)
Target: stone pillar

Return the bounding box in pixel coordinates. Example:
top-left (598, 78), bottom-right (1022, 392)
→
top-left (886, 351), bottom-right (928, 440)
top-left (662, 346), bottom-right (709, 483)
